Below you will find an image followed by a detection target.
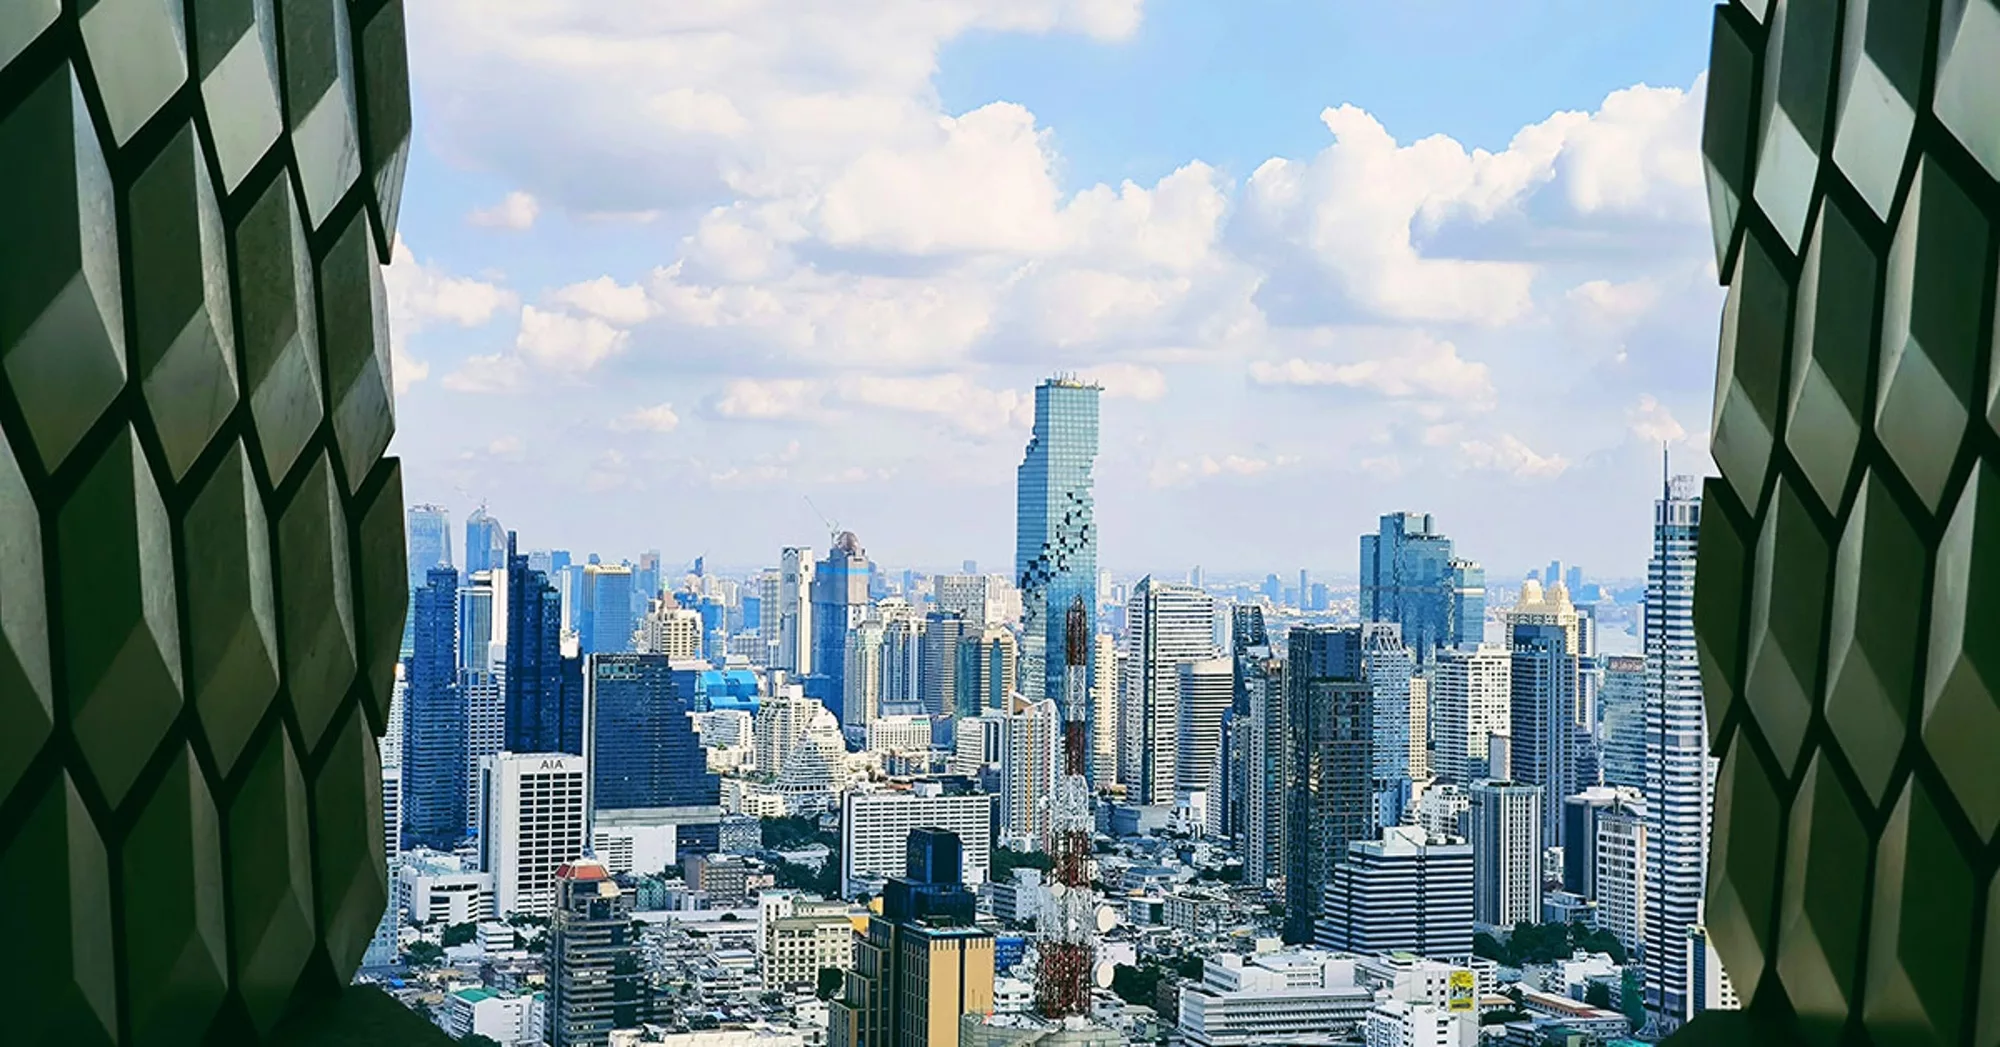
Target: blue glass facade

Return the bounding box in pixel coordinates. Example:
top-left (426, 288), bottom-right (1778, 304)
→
top-left (504, 532), bottom-right (579, 753)
top-left (1016, 378), bottom-right (1100, 704)
top-left (405, 504), bottom-right (452, 589)
top-left (587, 654), bottom-right (720, 811)
top-left (579, 566), bottom-right (636, 654)
top-left (1359, 512), bottom-right (1484, 661)
top-left (465, 507), bottom-right (505, 575)
top-left (810, 535), bottom-right (871, 721)
top-left (404, 567), bottom-right (466, 849)
top-left (669, 665), bottom-right (762, 713)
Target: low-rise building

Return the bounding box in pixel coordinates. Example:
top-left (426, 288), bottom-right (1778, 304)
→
top-left (1176, 950), bottom-right (1375, 1047)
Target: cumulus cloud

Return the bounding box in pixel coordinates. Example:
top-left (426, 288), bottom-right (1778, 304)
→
top-left (1077, 362), bottom-right (1168, 401)
top-left (1459, 434), bottom-right (1570, 479)
top-left (443, 354), bottom-right (528, 393)
top-left (1149, 452), bottom-right (1297, 488)
top-left (1627, 394), bottom-right (1688, 444)
top-left (1248, 333), bottom-right (1493, 403)
top-left (710, 378), bottom-right (822, 420)
top-left (469, 191), bottom-right (541, 229)
top-left (516, 306), bottom-right (630, 371)
top-left (384, 238), bottom-right (518, 394)
top-left (553, 276), bottom-right (655, 325)
top-left (613, 403), bottom-right (682, 433)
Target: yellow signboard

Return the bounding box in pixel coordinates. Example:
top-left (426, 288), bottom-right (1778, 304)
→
top-left (1447, 970), bottom-right (1476, 1013)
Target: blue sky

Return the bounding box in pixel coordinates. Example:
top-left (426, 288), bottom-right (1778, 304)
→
top-left (387, 0), bottom-right (1720, 580)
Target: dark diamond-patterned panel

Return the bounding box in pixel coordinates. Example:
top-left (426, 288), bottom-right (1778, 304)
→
top-left (1690, 0), bottom-right (2000, 1044)
top-left (0, 2), bottom-right (407, 1042)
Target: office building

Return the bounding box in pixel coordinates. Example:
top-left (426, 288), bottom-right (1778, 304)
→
top-left (957, 626), bottom-right (1019, 717)
top-left (464, 671), bottom-right (505, 826)
top-left (1429, 646), bottom-right (1509, 785)
top-left (1364, 996), bottom-right (1478, 1047)
top-left (1001, 695), bottom-right (1060, 846)
top-left (583, 654), bottom-right (719, 816)
top-left (845, 612), bottom-right (888, 726)
top-left (546, 860), bottom-right (644, 1047)
top-left (762, 896), bottom-right (857, 992)
top-left (396, 850), bottom-right (497, 926)
top-left (770, 547), bottom-right (815, 674)
top-left (1504, 579), bottom-right (1591, 846)
top-left (1017, 377), bottom-right (1101, 707)
top-left (504, 534), bottom-right (580, 754)
top-left (407, 504), bottom-right (453, 588)
top-left (1597, 804), bottom-right (1648, 961)
top-left (757, 687), bottom-right (828, 777)
top-left (840, 782), bottom-right (997, 897)
top-left (920, 610), bottom-right (969, 720)
top-left (1090, 633), bottom-right (1119, 788)
top-left (683, 852), bottom-right (755, 907)
top-left (1683, 925), bottom-right (1740, 1020)
top-left (1317, 825), bottom-right (1475, 958)
top-left (635, 602), bottom-right (702, 659)
top-left (405, 566), bottom-right (466, 850)
top-left (953, 714), bottom-right (1005, 777)
top-left (867, 715), bottom-right (935, 755)
top-left (466, 506), bottom-right (506, 576)
top-left (1468, 781), bottom-right (1541, 931)
top-left (1646, 475), bottom-right (1710, 1025)
top-left (936, 573), bottom-right (999, 630)
top-left (578, 563), bottom-right (635, 655)
top-left (831, 829), bottom-right (995, 1047)
top-left (1366, 626), bottom-right (1418, 825)
top-left (1177, 952), bottom-right (1377, 1047)
top-left (1174, 656), bottom-right (1234, 835)
top-left (1285, 625), bottom-right (1375, 942)
top-left (1240, 649), bottom-right (1286, 886)
top-left (1124, 577), bottom-right (1217, 806)
top-left (809, 532), bottom-right (872, 718)
top-left (479, 752), bottom-right (589, 917)
top-left (1599, 654), bottom-right (1647, 792)
top-left (1561, 786), bottom-right (1637, 901)
top-left (1359, 513), bottom-right (1485, 661)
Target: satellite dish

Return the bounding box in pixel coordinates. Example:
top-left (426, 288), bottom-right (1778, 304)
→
top-left (1093, 961), bottom-right (1116, 989)
top-left (1095, 905), bottom-right (1118, 932)
top-left (1047, 881), bottom-right (1068, 899)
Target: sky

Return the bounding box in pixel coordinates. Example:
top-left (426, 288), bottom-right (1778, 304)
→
top-left (385, 0), bottom-right (1723, 580)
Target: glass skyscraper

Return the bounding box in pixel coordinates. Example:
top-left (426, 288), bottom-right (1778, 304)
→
top-left (1283, 624), bottom-right (1375, 944)
top-left (406, 504), bottom-right (453, 589)
top-left (1644, 475), bottom-right (1708, 1027)
top-left (1359, 512), bottom-right (1486, 659)
top-left (809, 532), bottom-right (872, 720)
top-left (504, 532), bottom-right (581, 753)
top-left (1016, 377), bottom-right (1101, 706)
top-left (465, 506), bottom-right (506, 576)
top-left (403, 567), bottom-right (466, 850)
top-left (585, 654), bottom-right (720, 811)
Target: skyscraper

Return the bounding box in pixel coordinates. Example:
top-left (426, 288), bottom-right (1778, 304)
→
top-left (1364, 626), bottom-right (1417, 785)
top-left (1645, 475), bottom-right (1708, 1025)
top-left (1600, 654), bottom-right (1647, 791)
top-left (1468, 780), bottom-right (1542, 931)
top-left (404, 567), bottom-right (466, 850)
top-left (956, 626), bottom-right (1019, 717)
top-left (830, 829), bottom-right (995, 1047)
top-left (1240, 650), bottom-right (1286, 886)
top-left (1123, 576), bottom-right (1217, 805)
top-left (1316, 825), bottom-right (1475, 958)
top-left (465, 506), bottom-right (506, 576)
top-left (1001, 695), bottom-right (1061, 847)
top-left (1175, 656), bottom-right (1234, 835)
top-left (810, 532), bottom-right (871, 718)
top-left (1284, 625), bottom-right (1374, 943)
top-left (504, 533), bottom-right (578, 754)
top-left (578, 563), bottom-right (636, 655)
top-left (406, 504), bottom-right (453, 589)
top-left (1090, 632), bottom-right (1119, 788)
top-left (1430, 645), bottom-right (1510, 784)
top-left (1359, 513), bottom-right (1486, 661)
top-left (1504, 579), bottom-right (1592, 846)
top-left (546, 860), bottom-right (645, 1047)
top-left (920, 609), bottom-right (968, 721)
top-left (1017, 377), bottom-right (1101, 708)
top-left (772, 547), bottom-right (814, 674)
top-left (583, 654), bottom-right (719, 814)
top-left (480, 751), bottom-right (590, 917)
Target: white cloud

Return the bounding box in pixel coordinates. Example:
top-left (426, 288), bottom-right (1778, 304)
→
top-left (468, 190), bottom-right (541, 230)
top-left (383, 238), bottom-right (518, 393)
top-left (552, 276), bottom-right (655, 325)
top-left (1248, 334), bottom-right (1493, 403)
top-left (1077, 362), bottom-right (1167, 401)
top-left (443, 354), bottom-right (527, 393)
top-left (1627, 395), bottom-right (1687, 444)
top-left (1459, 434), bottom-right (1570, 479)
top-left (613, 403), bottom-right (682, 433)
top-left (1149, 452), bottom-right (1296, 488)
top-left (515, 306), bottom-right (630, 371)
top-left (711, 378), bottom-right (821, 420)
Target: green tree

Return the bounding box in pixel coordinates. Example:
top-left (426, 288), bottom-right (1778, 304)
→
top-left (817, 966), bottom-right (845, 1001)
top-left (1620, 968), bottom-right (1647, 1031)
top-left (404, 941), bottom-right (444, 968)
top-left (992, 846), bottom-right (1053, 882)
top-left (1585, 982), bottom-right (1612, 1009)
top-left (441, 921), bottom-right (477, 947)
top-left (1110, 964), bottom-right (1164, 1007)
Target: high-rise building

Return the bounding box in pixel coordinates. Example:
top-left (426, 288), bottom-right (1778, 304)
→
top-left (1429, 646), bottom-right (1510, 784)
top-left (761, 894), bottom-right (856, 993)
top-left (840, 781), bottom-right (997, 897)
top-left (1174, 656), bottom-right (1234, 835)
top-left (404, 567), bottom-right (466, 850)
top-left (1599, 654), bottom-right (1647, 792)
top-left (1468, 780), bottom-right (1542, 931)
top-left (1504, 579), bottom-right (1592, 846)
top-left (578, 563), bottom-right (636, 655)
top-left (1645, 475), bottom-right (1709, 1025)
top-left (936, 573), bottom-right (996, 630)
top-left (1240, 650), bottom-right (1286, 886)
top-left (1123, 577), bottom-right (1217, 805)
top-left (810, 532), bottom-right (872, 718)
top-left (546, 859), bottom-right (645, 1047)
top-left (635, 601), bottom-right (703, 659)
top-left (1090, 633), bottom-right (1119, 788)
top-left (479, 751), bottom-right (590, 917)
top-left (1017, 377), bottom-right (1101, 707)
top-left (406, 504), bottom-right (452, 589)
top-left (831, 829), bottom-right (996, 1047)
top-left (465, 506), bottom-right (506, 576)
top-left (878, 598), bottom-right (923, 707)
top-left (1284, 625), bottom-right (1374, 942)
top-left (1316, 825), bottom-right (1475, 958)
top-left (1366, 626), bottom-right (1418, 785)
top-left (956, 626), bottom-right (1018, 717)
top-left (774, 547), bottom-right (815, 674)
top-left (844, 612), bottom-right (887, 726)
top-left (1001, 695), bottom-right (1060, 846)
top-left (1597, 803), bottom-right (1648, 962)
top-left (755, 687), bottom-right (826, 777)
top-left (504, 533), bottom-right (579, 754)
top-left (583, 654), bottom-right (719, 815)
top-left (920, 610), bottom-right (969, 721)
top-left (1359, 513), bottom-right (1485, 661)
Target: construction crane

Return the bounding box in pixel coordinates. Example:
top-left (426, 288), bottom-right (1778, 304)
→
top-left (804, 494), bottom-right (841, 548)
